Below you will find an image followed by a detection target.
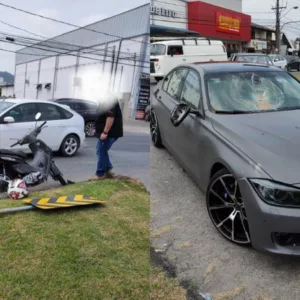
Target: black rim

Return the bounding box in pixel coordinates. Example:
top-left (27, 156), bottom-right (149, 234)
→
top-left (207, 174), bottom-right (250, 244)
top-left (150, 110), bottom-right (158, 144)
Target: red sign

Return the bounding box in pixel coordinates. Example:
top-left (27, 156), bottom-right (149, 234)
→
top-left (135, 110), bottom-right (145, 120)
top-left (216, 12), bottom-right (241, 34)
top-left (187, 1), bottom-right (251, 42)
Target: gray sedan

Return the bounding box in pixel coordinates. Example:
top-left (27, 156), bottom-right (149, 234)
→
top-left (150, 62), bottom-right (300, 255)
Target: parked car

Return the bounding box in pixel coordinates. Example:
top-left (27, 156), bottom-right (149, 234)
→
top-left (268, 54), bottom-right (287, 69)
top-left (230, 53), bottom-right (274, 66)
top-left (0, 99), bottom-right (85, 157)
top-left (51, 98), bottom-right (98, 137)
top-left (151, 61), bottom-right (300, 255)
top-left (284, 55), bottom-right (300, 72)
top-left (150, 38), bottom-right (227, 81)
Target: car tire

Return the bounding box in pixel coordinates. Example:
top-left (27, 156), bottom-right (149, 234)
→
top-left (206, 168), bottom-right (251, 246)
top-left (60, 134), bottom-right (80, 157)
top-left (150, 109), bottom-right (163, 148)
top-left (85, 121), bottom-right (95, 137)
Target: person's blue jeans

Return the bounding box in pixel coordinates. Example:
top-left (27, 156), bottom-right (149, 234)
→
top-left (96, 138), bottom-right (117, 177)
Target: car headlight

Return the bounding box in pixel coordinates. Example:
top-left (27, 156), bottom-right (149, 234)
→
top-left (249, 179), bottom-right (300, 207)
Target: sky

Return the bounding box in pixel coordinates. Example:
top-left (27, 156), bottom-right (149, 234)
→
top-left (1, 0), bottom-right (299, 74)
top-left (0, 0), bottom-right (148, 73)
top-left (243, 0), bottom-right (300, 40)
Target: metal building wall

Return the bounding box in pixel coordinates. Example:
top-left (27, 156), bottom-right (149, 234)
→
top-left (15, 4), bottom-right (149, 65)
top-left (14, 4), bottom-right (150, 119)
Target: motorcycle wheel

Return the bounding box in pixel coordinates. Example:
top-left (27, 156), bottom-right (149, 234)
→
top-left (55, 174), bottom-right (67, 186)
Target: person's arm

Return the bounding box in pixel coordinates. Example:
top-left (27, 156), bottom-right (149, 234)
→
top-left (103, 116), bottom-right (114, 134)
top-left (100, 106), bottom-right (116, 140)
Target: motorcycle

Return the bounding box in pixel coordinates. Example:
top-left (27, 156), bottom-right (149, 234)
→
top-left (0, 112), bottom-right (72, 194)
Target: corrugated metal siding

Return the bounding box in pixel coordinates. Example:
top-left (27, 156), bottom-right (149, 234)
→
top-left (16, 4), bottom-right (149, 65)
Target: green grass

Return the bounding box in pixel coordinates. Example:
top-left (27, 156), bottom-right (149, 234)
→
top-left (0, 178), bottom-right (187, 299)
top-left (0, 179), bottom-right (151, 300)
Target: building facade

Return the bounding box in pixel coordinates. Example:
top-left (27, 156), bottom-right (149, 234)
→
top-left (1, 84), bottom-right (14, 98)
top-left (14, 4), bottom-right (149, 120)
top-left (187, 1), bottom-right (251, 54)
top-left (150, 0), bottom-right (251, 54)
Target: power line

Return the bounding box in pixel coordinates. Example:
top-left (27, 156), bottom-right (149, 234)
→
top-left (0, 20), bottom-right (46, 38)
top-left (0, 1), bottom-right (150, 47)
top-left (0, 20), bottom-right (147, 60)
top-left (0, 29), bottom-right (146, 61)
top-left (0, 39), bottom-right (149, 69)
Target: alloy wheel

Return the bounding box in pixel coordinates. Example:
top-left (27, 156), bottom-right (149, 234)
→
top-left (207, 174), bottom-right (251, 245)
top-left (85, 122), bottom-right (95, 137)
top-left (150, 110), bottom-right (158, 145)
top-left (64, 137), bottom-right (78, 156)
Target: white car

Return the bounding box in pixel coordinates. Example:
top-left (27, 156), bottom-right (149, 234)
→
top-left (0, 99), bottom-right (85, 157)
top-left (268, 54), bottom-right (287, 69)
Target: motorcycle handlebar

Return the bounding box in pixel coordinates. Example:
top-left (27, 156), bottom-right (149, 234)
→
top-left (40, 121), bottom-right (47, 128)
top-left (10, 142), bottom-right (19, 148)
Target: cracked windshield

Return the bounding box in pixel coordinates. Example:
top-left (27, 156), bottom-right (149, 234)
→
top-left (207, 71), bottom-right (300, 112)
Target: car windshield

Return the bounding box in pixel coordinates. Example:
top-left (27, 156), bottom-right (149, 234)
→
top-left (150, 44), bottom-right (166, 56)
top-left (0, 101), bottom-right (14, 114)
top-left (236, 55), bottom-right (273, 65)
top-left (206, 71), bottom-right (300, 113)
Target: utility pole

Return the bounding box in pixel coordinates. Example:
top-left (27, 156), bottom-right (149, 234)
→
top-left (272, 0), bottom-right (286, 54)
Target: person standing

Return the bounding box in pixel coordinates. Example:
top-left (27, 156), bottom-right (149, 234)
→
top-left (89, 92), bottom-right (123, 181)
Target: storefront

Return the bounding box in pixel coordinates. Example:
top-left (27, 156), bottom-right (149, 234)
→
top-left (187, 1), bottom-right (251, 57)
top-left (150, 0), bottom-right (200, 39)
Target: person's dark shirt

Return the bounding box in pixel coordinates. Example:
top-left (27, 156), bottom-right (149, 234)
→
top-left (95, 101), bottom-right (123, 138)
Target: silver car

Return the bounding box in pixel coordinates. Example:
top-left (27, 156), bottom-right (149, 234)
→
top-left (151, 62), bottom-right (300, 255)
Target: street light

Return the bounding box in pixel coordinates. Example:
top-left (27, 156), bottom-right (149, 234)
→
top-left (277, 6), bottom-right (298, 52)
top-left (281, 20), bottom-right (300, 30)
top-left (281, 6), bottom-right (298, 19)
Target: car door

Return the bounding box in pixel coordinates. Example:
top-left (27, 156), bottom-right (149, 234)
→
top-left (174, 69), bottom-right (207, 183)
top-left (154, 68), bottom-right (188, 151)
top-left (36, 103), bottom-right (68, 150)
top-left (0, 103), bottom-right (38, 150)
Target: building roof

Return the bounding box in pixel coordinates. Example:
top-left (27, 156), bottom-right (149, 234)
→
top-left (15, 4), bottom-right (149, 65)
top-left (251, 22), bottom-right (275, 33)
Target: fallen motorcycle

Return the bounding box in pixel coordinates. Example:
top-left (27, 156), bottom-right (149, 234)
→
top-left (0, 112), bottom-right (72, 196)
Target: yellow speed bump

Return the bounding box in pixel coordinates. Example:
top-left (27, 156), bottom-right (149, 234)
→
top-left (23, 195), bottom-right (105, 210)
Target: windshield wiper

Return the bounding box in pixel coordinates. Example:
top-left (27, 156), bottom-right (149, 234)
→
top-left (215, 110), bottom-right (255, 114)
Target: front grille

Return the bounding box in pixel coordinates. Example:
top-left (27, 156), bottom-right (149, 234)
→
top-left (150, 61), bottom-right (155, 73)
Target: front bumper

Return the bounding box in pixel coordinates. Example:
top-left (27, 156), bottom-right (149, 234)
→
top-left (239, 178), bottom-right (300, 255)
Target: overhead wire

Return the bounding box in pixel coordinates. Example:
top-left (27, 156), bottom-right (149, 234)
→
top-left (0, 38), bottom-right (149, 69)
top-left (0, 23), bottom-right (147, 60)
top-left (0, 2), bottom-right (150, 47)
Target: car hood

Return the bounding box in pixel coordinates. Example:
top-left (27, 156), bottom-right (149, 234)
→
top-left (211, 110), bottom-right (300, 184)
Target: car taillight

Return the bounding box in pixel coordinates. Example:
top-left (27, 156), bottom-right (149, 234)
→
top-left (153, 58), bottom-right (159, 62)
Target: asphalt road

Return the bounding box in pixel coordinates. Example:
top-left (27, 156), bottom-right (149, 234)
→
top-left (2, 121), bottom-right (150, 196)
top-left (150, 82), bottom-right (300, 300)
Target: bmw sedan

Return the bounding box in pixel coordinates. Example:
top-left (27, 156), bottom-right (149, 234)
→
top-left (151, 62), bottom-right (300, 255)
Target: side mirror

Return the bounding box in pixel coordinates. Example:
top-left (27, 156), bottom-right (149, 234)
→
top-left (35, 112), bottom-right (41, 120)
top-left (3, 116), bottom-right (15, 124)
top-left (170, 103), bottom-right (191, 127)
